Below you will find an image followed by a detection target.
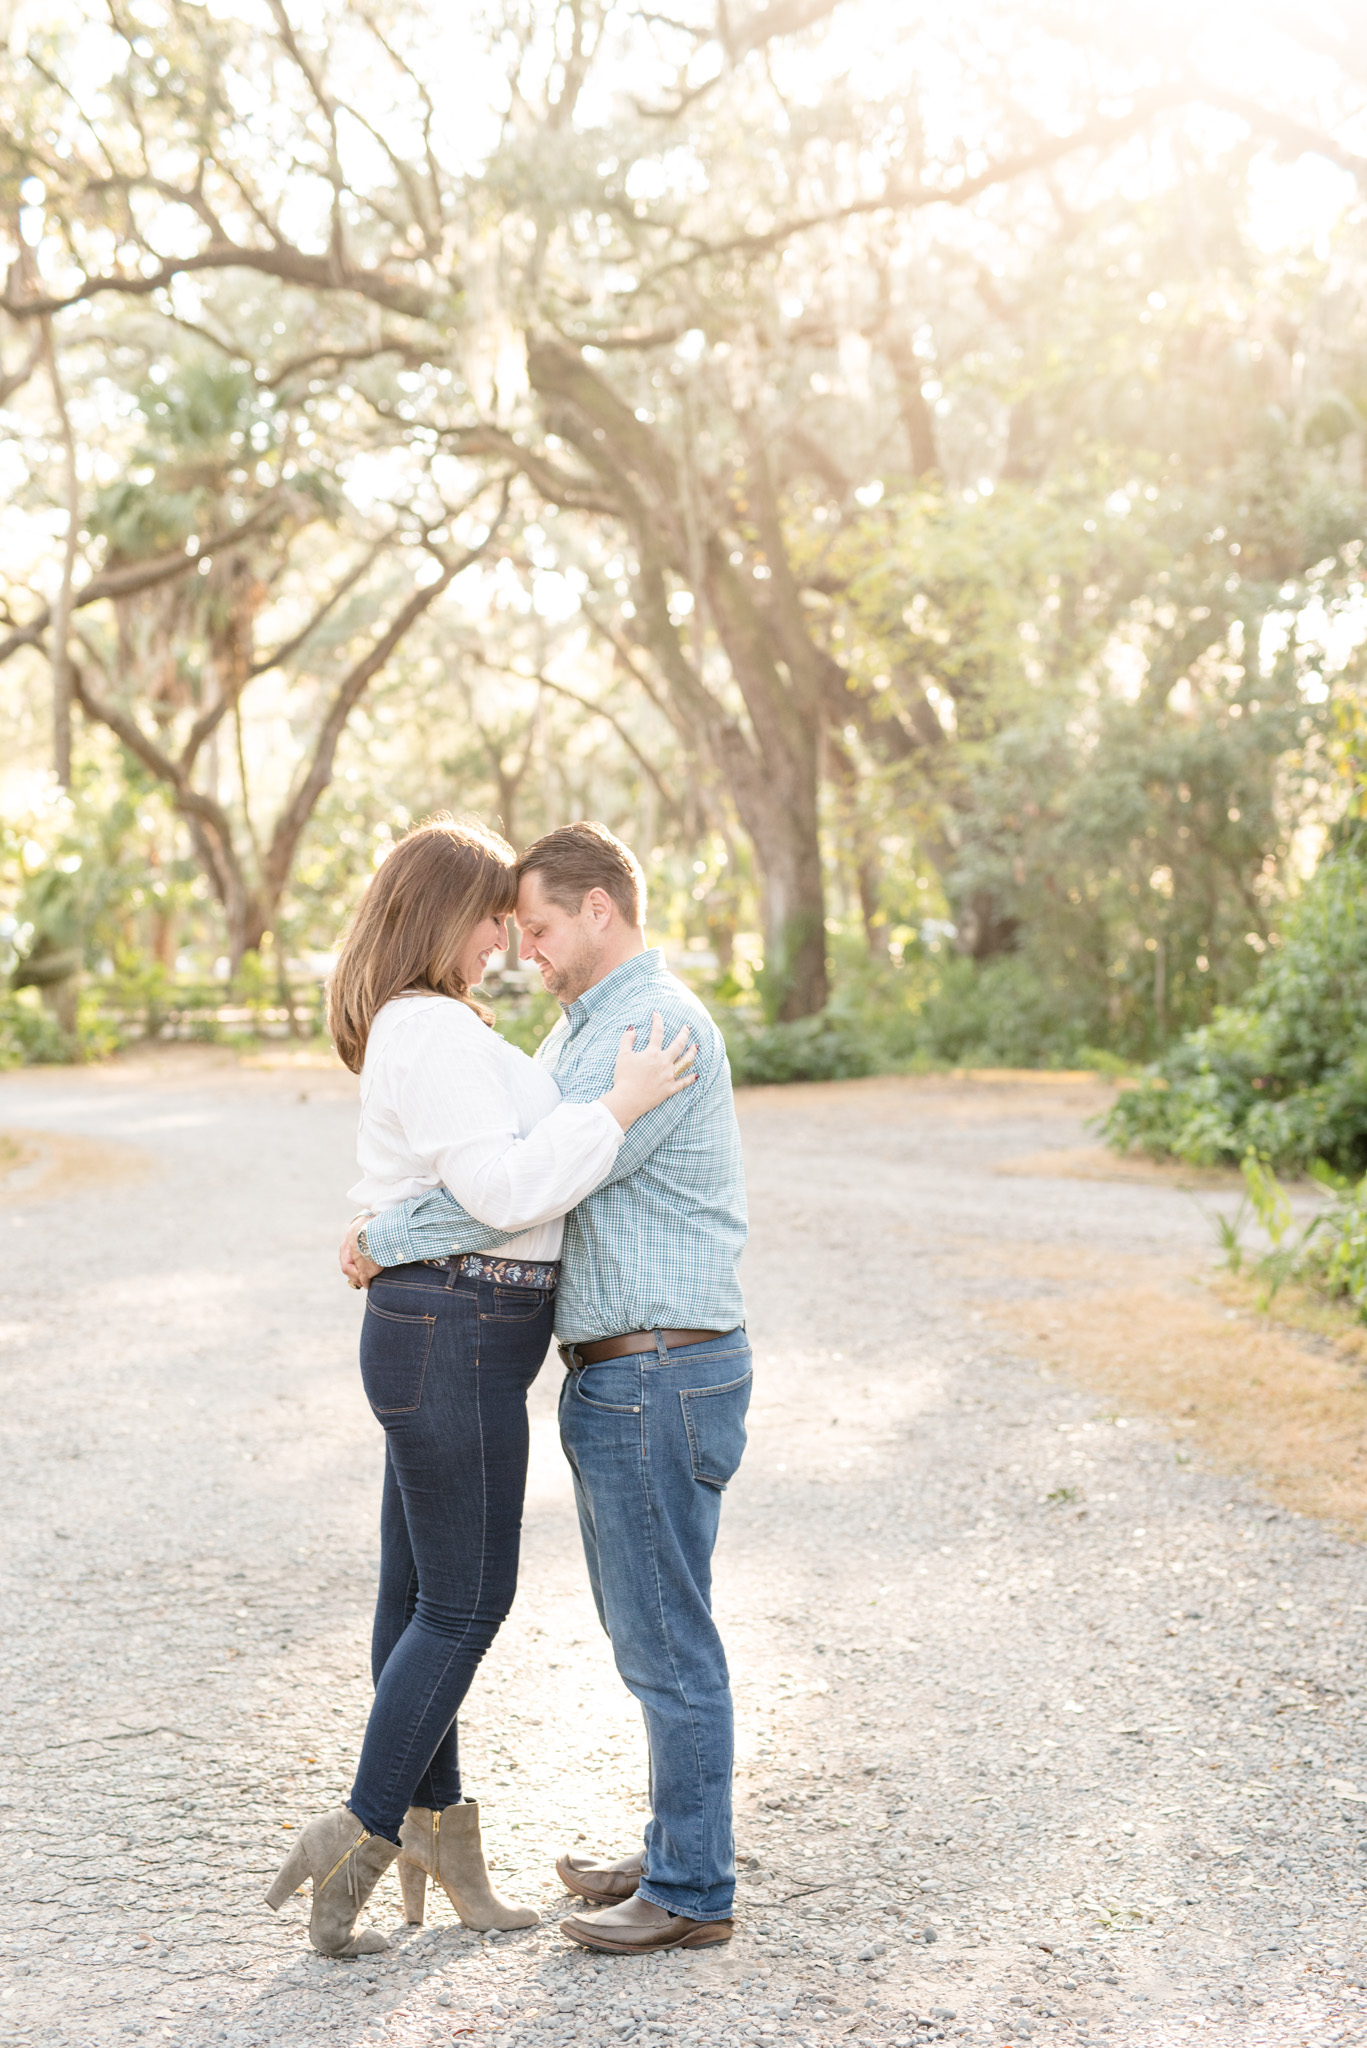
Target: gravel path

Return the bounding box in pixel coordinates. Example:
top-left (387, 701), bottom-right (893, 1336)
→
top-left (2, 1055), bottom-right (1365, 2048)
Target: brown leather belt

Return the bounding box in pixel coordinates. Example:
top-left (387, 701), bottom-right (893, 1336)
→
top-left (559, 1329), bottom-right (724, 1369)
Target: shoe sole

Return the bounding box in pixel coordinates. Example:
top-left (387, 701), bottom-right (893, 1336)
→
top-left (559, 1917), bottom-right (733, 1954)
top-left (555, 1855), bottom-right (642, 1906)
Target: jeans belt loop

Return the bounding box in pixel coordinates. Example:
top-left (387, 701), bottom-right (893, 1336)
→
top-left (653, 1327), bottom-right (670, 1365)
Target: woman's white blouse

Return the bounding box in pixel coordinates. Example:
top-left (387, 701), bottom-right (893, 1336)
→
top-left (348, 994), bottom-right (622, 1260)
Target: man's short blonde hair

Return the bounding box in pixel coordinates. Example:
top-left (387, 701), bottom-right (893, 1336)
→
top-left (517, 821), bottom-right (645, 926)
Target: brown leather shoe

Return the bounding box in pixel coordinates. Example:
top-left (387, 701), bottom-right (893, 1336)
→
top-left (560, 1894), bottom-right (733, 1954)
top-left (555, 1850), bottom-right (644, 1905)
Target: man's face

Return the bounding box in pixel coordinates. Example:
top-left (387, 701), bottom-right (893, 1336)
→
top-left (515, 872), bottom-right (602, 1004)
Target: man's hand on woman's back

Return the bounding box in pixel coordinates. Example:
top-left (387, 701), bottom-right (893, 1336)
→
top-left (340, 1215), bottom-right (382, 1290)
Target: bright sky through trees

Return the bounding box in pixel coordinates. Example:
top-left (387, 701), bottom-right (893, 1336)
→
top-left (4, 0), bottom-right (1367, 1056)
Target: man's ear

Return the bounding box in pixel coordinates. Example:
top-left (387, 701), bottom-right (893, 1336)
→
top-left (584, 886), bottom-right (616, 929)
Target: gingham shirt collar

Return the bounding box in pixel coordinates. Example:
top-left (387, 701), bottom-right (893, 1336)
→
top-left (560, 947), bottom-right (665, 1032)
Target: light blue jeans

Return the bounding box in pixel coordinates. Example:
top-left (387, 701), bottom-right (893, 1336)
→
top-left (557, 1327), bottom-right (752, 1923)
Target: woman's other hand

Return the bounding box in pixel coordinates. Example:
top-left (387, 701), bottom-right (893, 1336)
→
top-left (602, 1011), bottom-right (698, 1132)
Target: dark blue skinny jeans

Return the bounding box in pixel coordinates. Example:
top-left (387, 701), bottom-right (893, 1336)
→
top-left (346, 1261), bottom-right (554, 1844)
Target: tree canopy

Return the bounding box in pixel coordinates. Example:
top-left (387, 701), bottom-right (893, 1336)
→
top-left (3, 0), bottom-right (1366, 1057)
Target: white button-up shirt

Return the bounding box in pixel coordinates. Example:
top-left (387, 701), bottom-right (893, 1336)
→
top-left (348, 993), bottom-right (623, 1262)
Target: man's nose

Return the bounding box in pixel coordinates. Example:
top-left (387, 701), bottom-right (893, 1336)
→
top-left (518, 931), bottom-right (535, 962)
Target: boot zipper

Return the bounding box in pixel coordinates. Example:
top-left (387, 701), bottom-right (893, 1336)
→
top-left (320, 1829), bottom-right (371, 1898)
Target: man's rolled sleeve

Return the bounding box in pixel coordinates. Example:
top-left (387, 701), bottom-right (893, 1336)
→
top-left (363, 1188), bottom-right (517, 1268)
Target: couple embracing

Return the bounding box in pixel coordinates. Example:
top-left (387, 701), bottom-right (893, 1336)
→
top-left (266, 817), bottom-right (750, 1962)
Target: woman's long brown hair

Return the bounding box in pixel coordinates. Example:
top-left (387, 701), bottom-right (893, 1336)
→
top-left (328, 815), bottom-right (517, 1074)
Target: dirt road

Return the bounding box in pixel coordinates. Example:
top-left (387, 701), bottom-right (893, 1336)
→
top-left (2, 1054), bottom-right (1364, 2048)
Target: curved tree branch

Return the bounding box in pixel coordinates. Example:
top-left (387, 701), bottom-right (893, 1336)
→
top-left (0, 497), bottom-right (288, 669)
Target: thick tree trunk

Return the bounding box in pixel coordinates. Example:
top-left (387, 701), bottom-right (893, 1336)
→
top-left (751, 805), bottom-right (828, 1020)
top-left (826, 730), bottom-right (888, 960)
top-left (180, 812), bottom-right (268, 977)
top-left (857, 856), bottom-right (888, 959)
top-left (724, 733), bottom-right (827, 1021)
top-left (525, 339), bottom-right (834, 1017)
top-left (884, 336), bottom-right (940, 479)
top-left (954, 888), bottom-right (1020, 961)
top-left (40, 318), bottom-right (79, 787)
top-left (227, 899), bottom-right (271, 978)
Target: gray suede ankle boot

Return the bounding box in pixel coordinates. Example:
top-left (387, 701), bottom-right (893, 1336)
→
top-left (398, 1801), bottom-right (537, 1931)
top-left (265, 1806), bottom-right (400, 1957)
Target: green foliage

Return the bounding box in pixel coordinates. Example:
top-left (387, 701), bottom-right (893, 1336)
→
top-left (487, 984), bottom-right (561, 1057)
top-left (753, 911), bottom-right (826, 1026)
top-left (234, 947), bottom-right (275, 1024)
top-left (831, 437), bottom-right (1353, 1063)
top-left (1315, 1180), bottom-right (1367, 1318)
top-left (3, 776), bottom-right (181, 978)
top-left (1106, 832), bottom-right (1367, 1171)
top-left (1, 785), bottom-right (148, 1059)
top-left (721, 1011), bottom-right (881, 1086)
top-left (8, 11), bottom-right (1367, 1077)
top-left (88, 357), bottom-right (316, 564)
top-left (718, 938), bottom-right (921, 1083)
top-left (1212, 1199), bottom-right (1247, 1275)
top-left (1, 779), bottom-right (323, 1056)
top-left (74, 984), bottom-right (126, 1062)
top-left (911, 952), bottom-right (1092, 1068)
top-left (718, 938), bottom-right (1108, 1082)
top-left (0, 989), bottom-right (68, 1068)
top-left (1217, 1154), bottom-right (1367, 1324)
top-left (0, 982), bottom-right (124, 1068)
top-left (105, 947), bottom-right (175, 1039)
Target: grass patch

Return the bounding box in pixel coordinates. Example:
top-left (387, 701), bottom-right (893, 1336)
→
top-left (1209, 1269), bottom-right (1367, 1367)
top-left (0, 1127), bottom-right (153, 1204)
top-left (0, 1130), bottom-right (38, 1186)
top-left (973, 1241), bottom-right (1367, 1537)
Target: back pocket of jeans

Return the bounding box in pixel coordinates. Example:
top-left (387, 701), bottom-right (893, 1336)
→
top-left (360, 1299), bottom-right (436, 1415)
top-left (679, 1371), bottom-right (752, 1490)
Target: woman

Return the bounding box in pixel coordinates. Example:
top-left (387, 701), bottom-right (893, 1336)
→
top-left (266, 815), bottom-right (693, 1958)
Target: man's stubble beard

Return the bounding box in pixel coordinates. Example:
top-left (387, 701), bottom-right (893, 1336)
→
top-left (540, 931), bottom-right (599, 1005)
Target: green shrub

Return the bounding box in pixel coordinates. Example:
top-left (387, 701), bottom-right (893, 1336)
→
top-left (0, 991), bottom-right (69, 1067)
top-left (714, 940), bottom-right (1117, 1083)
top-left (913, 953), bottom-right (1100, 1069)
top-left (75, 985), bottom-right (126, 1062)
top-left (1220, 1153), bottom-right (1367, 1323)
top-left (716, 940), bottom-right (927, 1084)
top-left (1316, 1177), bottom-right (1367, 1316)
top-left (1106, 834), bottom-right (1367, 1172)
top-left (713, 928), bottom-right (1141, 1084)
top-left (721, 1012), bottom-right (881, 1085)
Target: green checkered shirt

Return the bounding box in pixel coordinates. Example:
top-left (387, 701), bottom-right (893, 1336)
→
top-left (360, 949), bottom-right (747, 1343)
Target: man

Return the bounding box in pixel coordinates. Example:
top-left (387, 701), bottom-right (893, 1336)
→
top-left (343, 821), bottom-right (750, 1956)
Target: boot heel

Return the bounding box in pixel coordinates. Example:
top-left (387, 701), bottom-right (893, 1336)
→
top-left (265, 1838), bottom-right (312, 1911)
top-left (398, 1857), bottom-right (428, 1925)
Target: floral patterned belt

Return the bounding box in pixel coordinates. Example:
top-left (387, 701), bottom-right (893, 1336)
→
top-left (424, 1253), bottom-right (559, 1290)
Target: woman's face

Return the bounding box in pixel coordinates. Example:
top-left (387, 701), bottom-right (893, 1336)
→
top-left (459, 911), bottom-right (509, 992)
